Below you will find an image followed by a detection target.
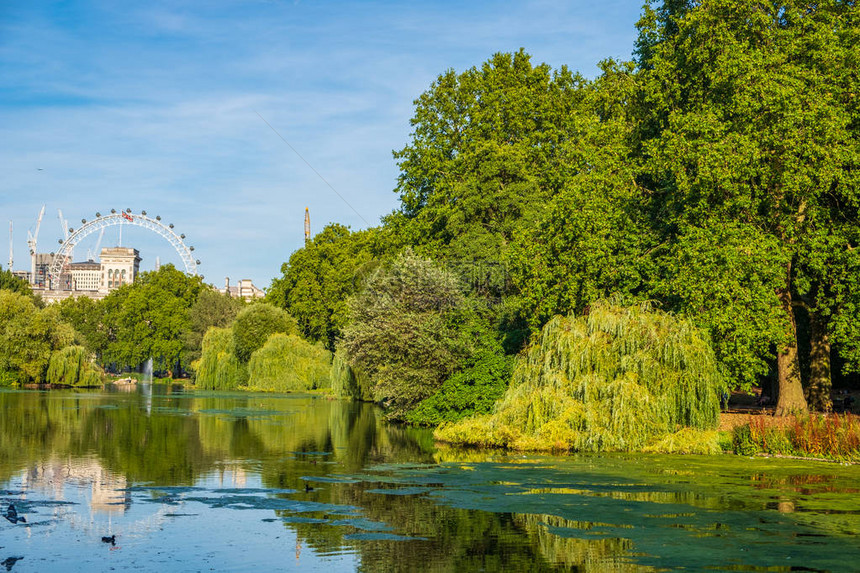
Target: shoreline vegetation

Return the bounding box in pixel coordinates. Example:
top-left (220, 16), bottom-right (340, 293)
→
top-left (3, 1), bottom-right (860, 465)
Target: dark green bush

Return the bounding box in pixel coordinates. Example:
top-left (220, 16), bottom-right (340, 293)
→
top-left (732, 425), bottom-right (758, 456)
top-left (406, 352), bottom-right (513, 426)
top-left (232, 303), bottom-right (299, 363)
top-left (195, 327), bottom-right (247, 390)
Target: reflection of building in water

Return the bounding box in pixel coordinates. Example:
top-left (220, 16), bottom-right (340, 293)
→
top-left (22, 458), bottom-right (131, 514)
top-left (215, 465), bottom-right (247, 488)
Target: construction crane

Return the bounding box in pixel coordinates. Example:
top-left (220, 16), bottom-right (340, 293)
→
top-left (86, 228), bottom-right (105, 261)
top-left (8, 221), bottom-right (12, 271)
top-left (58, 209), bottom-right (69, 240)
top-left (58, 208), bottom-right (75, 263)
top-left (304, 207), bottom-right (311, 244)
top-left (27, 205), bottom-right (45, 285)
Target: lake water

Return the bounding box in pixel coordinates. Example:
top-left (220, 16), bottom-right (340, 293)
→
top-left (1, 386), bottom-right (858, 572)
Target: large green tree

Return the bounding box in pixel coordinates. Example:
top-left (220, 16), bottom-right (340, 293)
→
top-left (183, 287), bottom-right (244, 365)
top-left (637, 0), bottom-right (860, 414)
top-left (101, 265), bottom-right (203, 373)
top-left (0, 266), bottom-right (35, 300)
top-left (57, 295), bottom-right (108, 359)
top-left (231, 303), bottom-right (299, 363)
top-left (388, 50), bottom-right (587, 294)
top-left (0, 290), bottom-right (75, 384)
top-left (338, 251), bottom-right (494, 418)
top-left (267, 224), bottom-right (387, 349)
top-left (508, 61), bottom-right (652, 333)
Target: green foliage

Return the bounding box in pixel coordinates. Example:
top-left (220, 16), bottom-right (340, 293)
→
top-left (406, 351), bottom-right (513, 426)
top-left (653, 221), bottom-right (792, 390)
top-left (184, 287), bottom-right (244, 365)
top-left (195, 327), bottom-right (247, 390)
top-left (508, 61), bottom-right (651, 333)
top-left (247, 333), bottom-right (331, 392)
top-left (57, 295), bottom-right (108, 357)
top-left (0, 290), bottom-right (75, 384)
top-left (637, 0), bottom-right (860, 407)
top-left (267, 224), bottom-right (390, 349)
top-left (339, 250), bottom-right (495, 419)
top-left (732, 425), bottom-right (759, 457)
top-left (101, 264), bottom-right (204, 373)
top-left (0, 266), bottom-right (36, 301)
top-left (330, 348), bottom-right (374, 401)
top-left (389, 50), bottom-right (587, 293)
top-left (436, 299), bottom-right (724, 452)
top-left (642, 428), bottom-right (721, 455)
top-left (46, 345), bottom-right (103, 386)
top-left (232, 303), bottom-right (299, 363)
top-left (716, 431), bottom-right (734, 453)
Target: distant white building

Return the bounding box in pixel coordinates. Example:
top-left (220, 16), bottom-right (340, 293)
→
top-left (220, 277), bottom-right (265, 301)
top-left (98, 247), bottom-right (141, 293)
top-left (67, 260), bottom-right (101, 291)
top-left (37, 246), bottom-right (142, 303)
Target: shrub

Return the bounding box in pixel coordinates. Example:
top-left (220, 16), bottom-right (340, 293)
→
top-left (732, 424), bottom-right (758, 456)
top-left (643, 429), bottom-right (721, 455)
top-left (406, 351), bottom-right (513, 426)
top-left (339, 251), bottom-right (490, 418)
top-left (247, 333), bottom-right (331, 392)
top-left (436, 299), bottom-right (725, 452)
top-left (731, 414), bottom-right (860, 460)
top-left (232, 304), bottom-right (299, 363)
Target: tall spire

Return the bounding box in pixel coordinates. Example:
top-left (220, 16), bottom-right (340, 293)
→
top-left (304, 207), bottom-right (311, 245)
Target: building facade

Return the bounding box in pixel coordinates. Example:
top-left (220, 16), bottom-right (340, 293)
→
top-left (221, 277), bottom-right (265, 301)
top-left (99, 247), bottom-right (141, 293)
top-left (68, 261), bottom-right (101, 291)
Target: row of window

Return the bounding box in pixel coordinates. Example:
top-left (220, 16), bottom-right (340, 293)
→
top-left (107, 268), bottom-right (127, 289)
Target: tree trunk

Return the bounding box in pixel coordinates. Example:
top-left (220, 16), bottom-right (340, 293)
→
top-left (805, 311), bottom-right (832, 412)
top-left (775, 286), bottom-right (808, 416)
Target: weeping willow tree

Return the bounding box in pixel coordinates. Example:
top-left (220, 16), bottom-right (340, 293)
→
top-left (195, 327), bottom-right (248, 390)
top-left (330, 348), bottom-right (374, 401)
top-left (436, 300), bottom-right (724, 452)
top-left (46, 345), bottom-right (103, 387)
top-left (247, 333), bottom-right (331, 392)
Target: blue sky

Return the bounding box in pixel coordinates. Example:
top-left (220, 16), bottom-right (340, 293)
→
top-left (1, 0), bottom-right (644, 288)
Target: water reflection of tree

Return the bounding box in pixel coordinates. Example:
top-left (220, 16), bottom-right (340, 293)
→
top-left (4, 390), bottom-right (858, 571)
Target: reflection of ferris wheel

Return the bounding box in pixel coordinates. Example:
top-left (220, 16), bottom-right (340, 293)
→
top-left (48, 209), bottom-right (200, 280)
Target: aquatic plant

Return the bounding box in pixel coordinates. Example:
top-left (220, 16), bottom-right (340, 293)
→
top-left (46, 345), bottom-right (103, 386)
top-left (247, 333), bottom-right (331, 391)
top-left (436, 299), bottom-right (724, 452)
